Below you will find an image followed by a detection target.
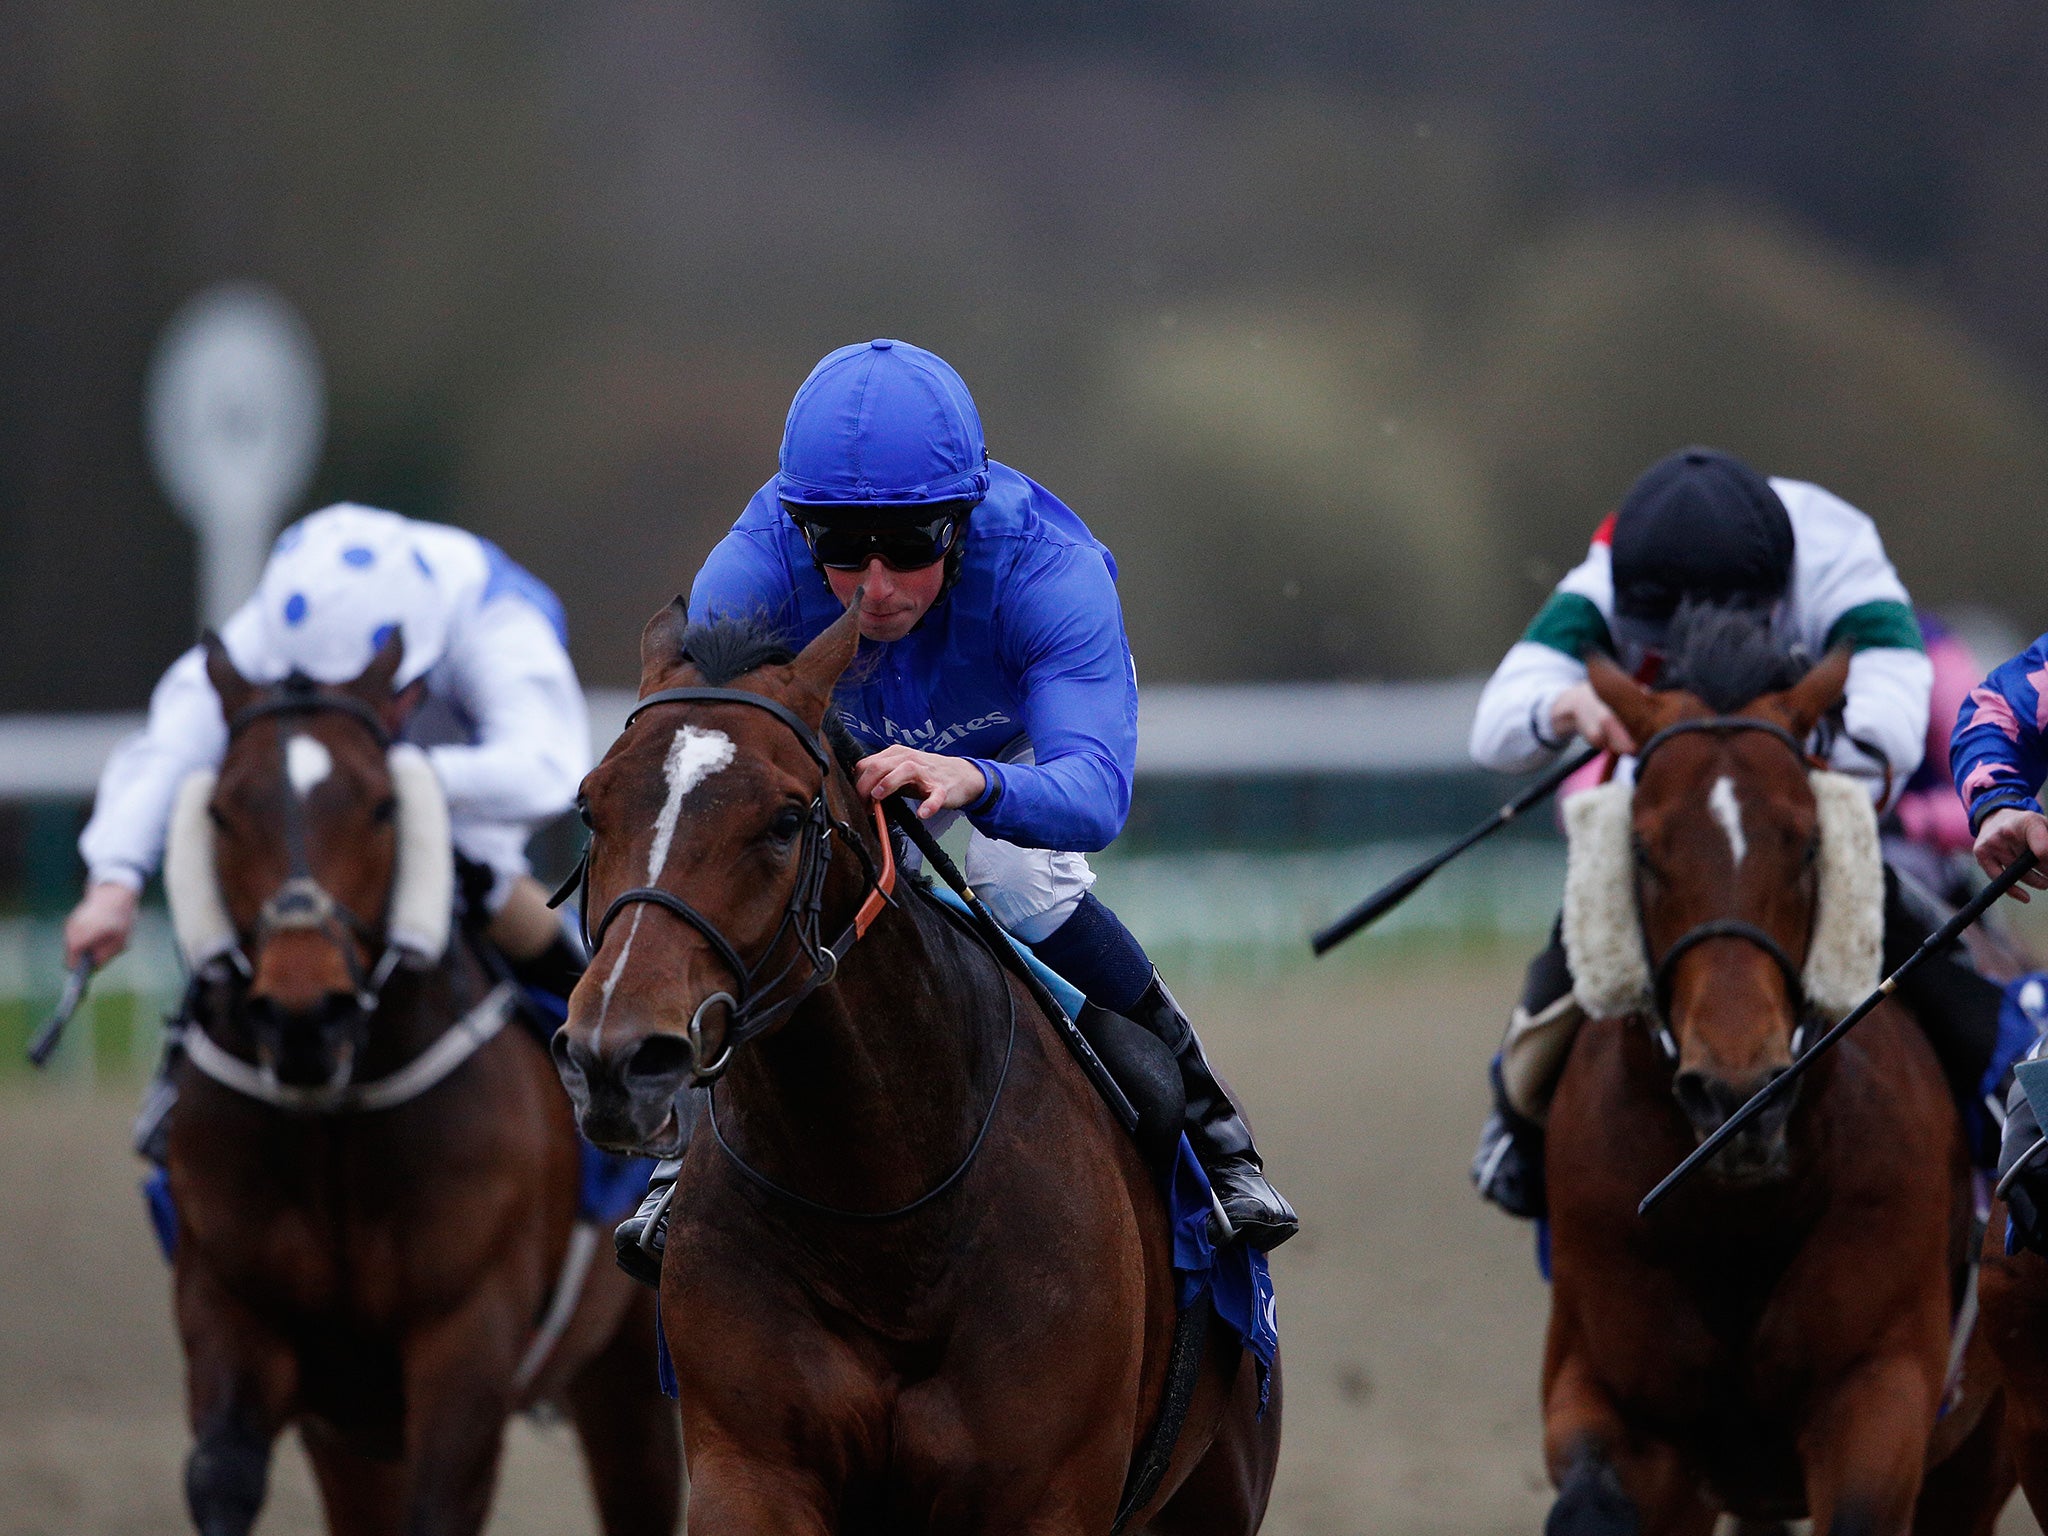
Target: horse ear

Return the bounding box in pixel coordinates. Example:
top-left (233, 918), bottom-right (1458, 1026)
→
top-left (1754, 646), bottom-right (1852, 740)
top-left (785, 594), bottom-right (863, 727)
top-left (353, 628), bottom-right (406, 698)
top-left (638, 597), bottom-right (691, 695)
top-left (1586, 650), bottom-right (1685, 747)
top-left (343, 629), bottom-right (413, 732)
top-left (201, 632), bottom-right (256, 718)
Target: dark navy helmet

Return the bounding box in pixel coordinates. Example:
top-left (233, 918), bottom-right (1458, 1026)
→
top-left (776, 339), bottom-right (990, 522)
top-left (1610, 447), bottom-right (1794, 653)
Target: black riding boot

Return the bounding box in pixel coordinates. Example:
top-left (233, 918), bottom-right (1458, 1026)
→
top-left (1126, 971), bottom-right (1298, 1250)
top-left (614, 1156), bottom-right (684, 1288)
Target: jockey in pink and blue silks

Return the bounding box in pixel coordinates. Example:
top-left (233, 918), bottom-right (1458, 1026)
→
top-left (611, 339), bottom-right (1297, 1266)
top-left (1952, 633), bottom-right (2048, 1252)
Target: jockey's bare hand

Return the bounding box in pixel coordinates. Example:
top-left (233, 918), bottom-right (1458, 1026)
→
top-left (1550, 681), bottom-right (1638, 757)
top-left (64, 881), bottom-right (139, 969)
top-left (1974, 806), bottom-right (2048, 902)
top-left (854, 746), bottom-right (988, 821)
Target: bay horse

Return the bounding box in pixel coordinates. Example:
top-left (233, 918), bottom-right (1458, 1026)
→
top-left (1541, 629), bottom-right (2012, 1536)
top-left (550, 597), bottom-right (1281, 1534)
top-left (165, 632), bottom-right (679, 1536)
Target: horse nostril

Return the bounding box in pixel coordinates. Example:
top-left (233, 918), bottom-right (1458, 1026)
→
top-left (551, 1030), bottom-right (593, 1087)
top-left (623, 1033), bottom-right (696, 1091)
top-left (1679, 1073), bottom-right (1728, 1138)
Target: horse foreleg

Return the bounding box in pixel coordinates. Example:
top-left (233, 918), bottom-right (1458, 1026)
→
top-left (396, 1286), bottom-right (523, 1536)
top-left (564, 1287), bottom-right (682, 1536)
top-left (1542, 1351), bottom-right (1701, 1535)
top-left (1798, 1355), bottom-right (1938, 1536)
top-left (176, 1265), bottom-right (298, 1536)
top-left (681, 1443), bottom-right (834, 1536)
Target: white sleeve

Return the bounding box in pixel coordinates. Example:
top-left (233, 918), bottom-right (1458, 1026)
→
top-left (1471, 641), bottom-right (1586, 774)
top-left (1776, 479), bottom-right (1912, 643)
top-left (1833, 646), bottom-right (1931, 810)
top-left (425, 599), bottom-right (591, 826)
top-left (77, 646), bottom-right (231, 889)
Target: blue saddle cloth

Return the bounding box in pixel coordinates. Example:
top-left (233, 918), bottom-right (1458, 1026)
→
top-left (1168, 1133), bottom-right (1279, 1416)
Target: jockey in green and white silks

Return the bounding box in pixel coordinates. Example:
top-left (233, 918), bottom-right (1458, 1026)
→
top-left (1467, 447), bottom-right (2014, 1218)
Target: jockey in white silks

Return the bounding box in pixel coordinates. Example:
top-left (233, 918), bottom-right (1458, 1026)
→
top-left (64, 503), bottom-right (591, 1161)
top-left (1466, 447), bottom-right (2017, 1219)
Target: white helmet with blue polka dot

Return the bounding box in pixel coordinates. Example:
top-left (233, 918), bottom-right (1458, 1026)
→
top-left (250, 503), bottom-right (448, 689)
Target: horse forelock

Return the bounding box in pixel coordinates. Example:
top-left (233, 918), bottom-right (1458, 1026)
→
top-left (1652, 599), bottom-right (1810, 714)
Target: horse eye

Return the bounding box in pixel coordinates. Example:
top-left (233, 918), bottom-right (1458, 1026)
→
top-left (373, 797), bottom-right (397, 824)
top-left (769, 806), bottom-right (804, 843)
top-left (577, 796), bottom-right (594, 830)
top-left (206, 804), bottom-right (228, 830)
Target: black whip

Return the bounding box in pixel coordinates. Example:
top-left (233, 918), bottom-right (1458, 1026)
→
top-left (27, 959), bottom-right (95, 1068)
top-left (1638, 851), bottom-right (2039, 1216)
top-left (1312, 746), bottom-right (1600, 956)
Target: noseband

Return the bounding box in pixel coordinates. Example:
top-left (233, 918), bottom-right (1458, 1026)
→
top-left (1631, 716), bottom-right (1820, 1060)
top-left (224, 678), bottom-right (404, 1013)
top-left (553, 686), bottom-right (896, 1084)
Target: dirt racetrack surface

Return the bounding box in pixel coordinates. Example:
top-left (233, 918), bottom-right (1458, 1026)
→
top-left (2, 949), bottom-right (2038, 1535)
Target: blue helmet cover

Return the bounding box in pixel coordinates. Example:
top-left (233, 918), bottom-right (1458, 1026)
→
top-left (777, 339), bottom-right (991, 514)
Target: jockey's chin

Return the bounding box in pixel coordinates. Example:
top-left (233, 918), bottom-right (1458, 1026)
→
top-left (824, 559), bottom-right (946, 642)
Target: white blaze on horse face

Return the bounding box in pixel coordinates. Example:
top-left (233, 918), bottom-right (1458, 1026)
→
top-left (647, 727), bottom-right (736, 882)
top-left (594, 725), bottom-right (737, 1043)
top-left (285, 735), bottom-right (333, 798)
top-left (1708, 775), bottom-right (1747, 868)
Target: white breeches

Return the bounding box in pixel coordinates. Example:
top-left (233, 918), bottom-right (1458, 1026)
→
top-left (965, 832), bottom-right (1097, 944)
top-left (450, 816), bottom-right (535, 912)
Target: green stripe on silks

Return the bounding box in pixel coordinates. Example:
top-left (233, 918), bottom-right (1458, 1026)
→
top-left (1523, 591), bottom-right (1614, 660)
top-left (1825, 599), bottom-right (1926, 654)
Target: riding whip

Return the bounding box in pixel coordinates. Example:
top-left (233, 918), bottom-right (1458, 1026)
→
top-left (1638, 851), bottom-right (2039, 1216)
top-left (26, 959), bottom-right (95, 1068)
top-left (1311, 745), bottom-right (1600, 956)
top-left (881, 796), bottom-right (1139, 1133)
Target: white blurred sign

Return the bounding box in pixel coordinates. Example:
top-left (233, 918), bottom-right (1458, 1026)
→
top-left (145, 284), bottom-right (325, 627)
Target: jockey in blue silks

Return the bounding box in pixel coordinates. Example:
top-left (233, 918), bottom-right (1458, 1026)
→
top-left (614, 338), bottom-right (1297, 1256)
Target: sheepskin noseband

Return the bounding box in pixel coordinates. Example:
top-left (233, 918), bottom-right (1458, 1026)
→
top-left (1561, 770), bottom-right (1882, 1023)
top-left (161, 743), bottom-right (454, 972)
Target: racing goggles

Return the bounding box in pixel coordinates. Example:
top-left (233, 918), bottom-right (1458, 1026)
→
top-left (795, 510), bottom-right (965, 573)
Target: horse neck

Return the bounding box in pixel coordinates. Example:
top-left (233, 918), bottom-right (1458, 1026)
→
top-left (711, 886), bottom-right (1000, 1224)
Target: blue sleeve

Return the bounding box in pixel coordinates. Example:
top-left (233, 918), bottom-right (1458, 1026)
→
top-left (1951, 634), bottom-right (2048, 831)
top-left (687, 526), bottom-right (802, 637)
top-left (962, 544), bottom-right (1137, 852)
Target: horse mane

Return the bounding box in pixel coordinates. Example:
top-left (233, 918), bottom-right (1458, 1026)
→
top-left (1652, 599), bottom-right (1811, 712)
top-left (668, 614), bottom-right (865, 770)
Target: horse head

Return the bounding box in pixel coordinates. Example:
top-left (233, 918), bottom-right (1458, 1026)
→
top-left (200, 630), bottom-right (430, 1089)
top-left (553, 597), bottom-right (868, 1154)
top-left (1587, 639), bottom-right (1852, 1182)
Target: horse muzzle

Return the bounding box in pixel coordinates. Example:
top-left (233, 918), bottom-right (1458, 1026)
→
top-left (552, 1008), bottom-right (724, 1155)
top-left (1672, 1064), bottom-right (1798, 1183)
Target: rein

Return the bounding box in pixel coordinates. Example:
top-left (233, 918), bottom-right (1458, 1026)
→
top-left (553, 686), bottom-right (896, 1086)
top-left (1632, 715), bottom-right (1821, 1059)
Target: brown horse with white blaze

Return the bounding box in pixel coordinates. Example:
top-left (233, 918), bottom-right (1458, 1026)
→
top-left (551, 597), bottom-right (1281, 1534)
top-left (1540, 637), bottom-right (2012, 1536)
top-left (167, 632), bottom-right (679, 1536)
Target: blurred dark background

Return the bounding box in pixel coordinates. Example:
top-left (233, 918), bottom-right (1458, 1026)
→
top-left (7, 0), bottom-right (2048, 708)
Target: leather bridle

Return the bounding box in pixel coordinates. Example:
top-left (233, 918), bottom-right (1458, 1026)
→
top-left (1630, 715), bottom-right (1821, 1059)
top-left (223, 677), bottom-right (405, 1013)
top-left (551, 686), bottom-right (896, 1084)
